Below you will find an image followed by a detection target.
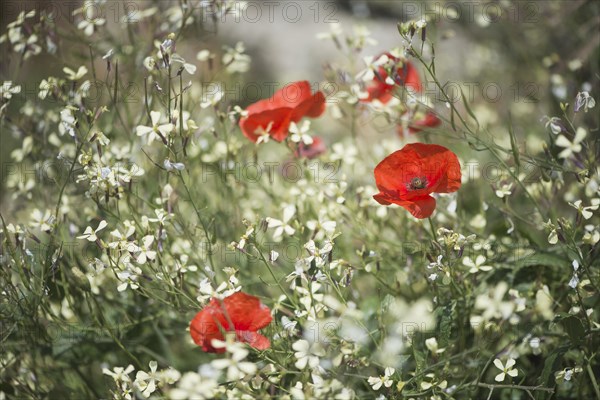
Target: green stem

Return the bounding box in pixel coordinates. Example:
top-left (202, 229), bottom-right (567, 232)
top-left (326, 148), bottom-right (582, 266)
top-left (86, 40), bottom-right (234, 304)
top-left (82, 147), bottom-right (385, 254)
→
top-left (254, 244), bottom-right (298, 309)
top-left (176, 171), bottom-right (215, 271)
top-left (586, 361), bottom-right (600, 400)
top-left (475, 382), bottom-right (554, 393)
top-left (427, 217), bottom-right (438, 241)
top-left (410, 41), bottom-right (546, 220)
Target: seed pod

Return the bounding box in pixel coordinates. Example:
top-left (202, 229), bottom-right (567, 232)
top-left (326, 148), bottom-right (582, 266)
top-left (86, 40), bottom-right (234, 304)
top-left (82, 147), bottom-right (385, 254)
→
top-left (71, 266), bottom-right (91, 292)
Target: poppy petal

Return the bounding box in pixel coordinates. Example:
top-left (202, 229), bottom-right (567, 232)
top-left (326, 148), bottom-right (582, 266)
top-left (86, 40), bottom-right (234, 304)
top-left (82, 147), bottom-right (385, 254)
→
top-left (239, 108), bottom-right (293, 142)
top-left (271, 81), bottom-right (314, 109)
top-left (406, 111), bottom-right (442, 136)
top-left (240, 81), bottom-right (325, 142)
top-left (399, 196), bottom-right (436, 219)
top-left (362, 79), bottom-right (394, 104)
top-left (244, 82), bottom-right (312, 114)
top-left (404, 143), bottom-right (460, 193)
top-left (189, 300), bottom-right (229, 353)
top-left (361, 55), bottom-right (422, 103)
top-left (374, 193), bottom-right (436, 219)
top-left (223, 292), bottom-right (273, 332)
top-left (190, 292), bottom-right (273, 353)
top-left (407, 112), bottom-right (441, 134)
top-left (397, 62), bottom-right (422, 93)
top-left (373, 192), bottom-right (392, 205)
top-left (292, 91), bottom-right (326, 121)
top-left (374, 148), bottom-right (424, 199)
top-left (236, 331), bottom-right (271, 350)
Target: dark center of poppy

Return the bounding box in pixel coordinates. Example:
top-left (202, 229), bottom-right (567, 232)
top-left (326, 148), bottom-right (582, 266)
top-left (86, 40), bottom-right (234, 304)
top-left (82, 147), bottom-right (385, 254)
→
top-left (407, 176), bottom-right (428, 190)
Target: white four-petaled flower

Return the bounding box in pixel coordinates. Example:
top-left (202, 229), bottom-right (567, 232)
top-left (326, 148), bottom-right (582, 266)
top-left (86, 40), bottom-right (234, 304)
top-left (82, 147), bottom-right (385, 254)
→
top-left (367, 367), bottom-right (395, 390)
top-left (556, 127), bottom-right (586, 159)
top-left (266, 205), bottom-right (296, 241)
top-left (569, 199), bottom-right (599, 220)
top-left (494, 358), bottom-right (518, 382)
top-left (289, 121), bottom-right (314, 145)
top-left (495, 183), bottom-right (513, 198)
top-left (210, 341), bottom-right (257, 381)
top-left (63, 66), bottom-right (88, 81)
top-left (463, 255), bottom-right (493, 274)
top-left (136, 111), bottom-right (174, 144)
top-left (134, 361), bottom-right (159, 398)
top-left (78, 220), bottom-right (107, 242)
top-left (292, 339), bottom-right (325, 370)
top-left (102, 364), bottom-right (135, 382)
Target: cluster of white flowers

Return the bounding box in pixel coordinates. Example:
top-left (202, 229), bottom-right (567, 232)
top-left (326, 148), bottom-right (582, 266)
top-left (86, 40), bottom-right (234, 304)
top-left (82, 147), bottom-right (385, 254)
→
top-left (76, 160), bottom-right (145, 202)
top-left (102, 361), bottom-right (180, 399)
top-left (0, 10), bottom-right (42, 60)
top-left (222, 42), bottom-right (251, 74)
top-left (211, 340), bottom-right (257, 380)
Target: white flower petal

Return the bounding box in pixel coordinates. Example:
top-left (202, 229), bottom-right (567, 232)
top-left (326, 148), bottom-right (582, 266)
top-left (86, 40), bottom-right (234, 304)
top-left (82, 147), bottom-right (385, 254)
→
top-left (494, 372), bottom-right (505, 382)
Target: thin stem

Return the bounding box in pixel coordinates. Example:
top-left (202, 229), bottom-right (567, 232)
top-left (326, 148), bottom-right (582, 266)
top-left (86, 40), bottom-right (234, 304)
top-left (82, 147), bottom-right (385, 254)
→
top-left (176, 170), bottom-right (215, 271)
top-left (53, 126), bottom-right (94, 233)
top-left (427, 217), bottom-right (438, 241)
top-left (475, 382), bottom-right (554, 393)
top-left (409, 40), bottom-right (546, 220)
top-left (253, 243), bottom-right (299, 309)
top-left (586, 361), bottom-right (600, 399)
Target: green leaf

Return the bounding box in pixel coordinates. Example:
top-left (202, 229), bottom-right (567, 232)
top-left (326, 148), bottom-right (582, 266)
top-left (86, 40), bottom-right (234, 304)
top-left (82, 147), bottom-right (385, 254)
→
top-left (381, 294), bottom-right (395, 313)
top-left (507, 113), bottom-right (521, 168)
top-left (514, 253), bottom-right (567, 269)
top-left (412, 345), bottom-right (426, 374)
top-left (535, 345), bottom-right (567, 400)
top-left (438, 304), bottom-right (453, 347)
top-left (559, 315), bottom-right (586, 343)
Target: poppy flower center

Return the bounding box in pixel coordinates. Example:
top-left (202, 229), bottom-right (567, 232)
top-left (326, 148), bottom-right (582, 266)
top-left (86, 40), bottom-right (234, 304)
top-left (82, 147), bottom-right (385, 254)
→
top-left (407, 176), bottom-right (428, 190)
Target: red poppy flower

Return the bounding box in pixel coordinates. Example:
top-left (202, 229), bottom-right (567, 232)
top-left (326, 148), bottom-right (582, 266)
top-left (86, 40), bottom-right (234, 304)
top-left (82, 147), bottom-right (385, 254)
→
top-left (189, 291), bottom-right (272, 353)
top-left (373, 143), bottom-right (461, 219)
top-left (362, 53), bottom-right (422, 104)
top-left (398, 111), bottom-right (442, 136)
top-left (239, 81), bottom-right (326, 142)
top-left (296, 136), bottom-right (327, 159)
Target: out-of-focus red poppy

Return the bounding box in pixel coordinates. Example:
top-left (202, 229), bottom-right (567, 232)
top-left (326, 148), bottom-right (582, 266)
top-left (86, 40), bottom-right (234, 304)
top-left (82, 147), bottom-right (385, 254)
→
top-left (296, 136), bottom-right (327, 159)
top-left (362, 53), bottom-right (422, 104)
top-left (189, 292), bottom-right (272, 353)
top-left (239, 81), bottom-right (326, 142)
top-left (398, 111), bottom-right (442, 136)
top-left (408, 111), bottom-right (441, 133)
top-left (373, 143), bottom-right (461, 219)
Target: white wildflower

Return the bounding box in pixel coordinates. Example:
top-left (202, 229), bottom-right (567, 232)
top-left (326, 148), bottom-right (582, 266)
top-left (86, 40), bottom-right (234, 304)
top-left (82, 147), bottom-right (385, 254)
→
top-left (367, 367), bottom-right (395, 390)
top-left (134, 361), bottom-right (159, 398)
top-left (266, 204), bottom-right (296, 240)
top-left (556, 127), bottom-right (586, 159)
top-left (493, 358), bottom-right (518, 382)
top-left (210, 341), bottom-right (257, 381)
top-left (292, 339), bottom-right (325, 370)
top-left (136, 111), bottom-right (174, 144)
top-left (77, 220), bottom-right (107, 242)
top-left (289, 121), bottom-right (313, 145)
top-left (463, 255), bottom-right (493, 274)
